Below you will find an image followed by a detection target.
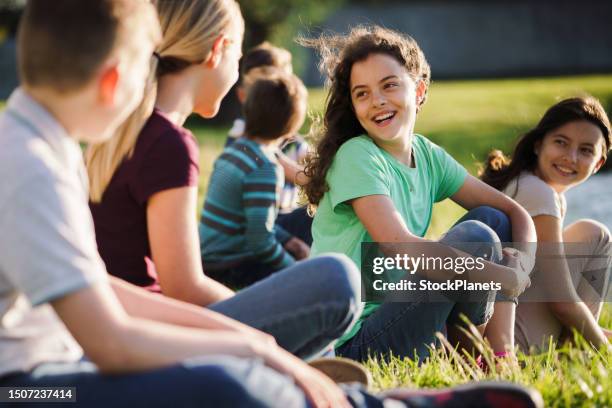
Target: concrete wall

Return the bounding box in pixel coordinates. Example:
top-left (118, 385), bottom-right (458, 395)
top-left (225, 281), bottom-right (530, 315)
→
top-left (304, 0), bottom-right (612, 85)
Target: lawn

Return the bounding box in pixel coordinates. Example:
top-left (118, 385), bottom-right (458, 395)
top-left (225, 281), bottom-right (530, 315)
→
top-left (187, 74), bottom-right (612, 407)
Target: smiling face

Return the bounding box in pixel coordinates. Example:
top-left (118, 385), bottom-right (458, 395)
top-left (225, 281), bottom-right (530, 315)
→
top-left (350, 53), bottom-right (424, 150)
top-left (534, 120), bottom-right (606, 192)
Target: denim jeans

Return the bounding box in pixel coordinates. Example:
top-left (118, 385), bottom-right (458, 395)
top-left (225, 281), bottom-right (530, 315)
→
top-left (337, 206), bottom-right (509, 362)
top-left (276, 206), bottom-right (314, 246)
top-left (209, 254), bottom-right (363, 360)
top-left (0, 357), bottom-right (384, 408)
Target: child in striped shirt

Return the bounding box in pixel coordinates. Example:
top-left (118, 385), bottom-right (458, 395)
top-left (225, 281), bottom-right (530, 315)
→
top-left (200, 69), bottom-right (309, 287)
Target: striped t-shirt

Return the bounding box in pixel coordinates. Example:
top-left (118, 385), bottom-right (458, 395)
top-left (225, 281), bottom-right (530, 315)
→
top-left (199, 138), bottom-right (294, 271)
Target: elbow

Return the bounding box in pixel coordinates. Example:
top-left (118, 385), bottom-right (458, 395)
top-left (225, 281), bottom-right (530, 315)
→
top-left (83, 327), bottom-right (133, 374)
top-left (548, 301), bottom-right (575, 320)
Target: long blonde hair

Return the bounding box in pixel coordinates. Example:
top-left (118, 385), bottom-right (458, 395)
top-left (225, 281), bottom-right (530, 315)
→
top-left (86, 0), bottom-right (243, 202)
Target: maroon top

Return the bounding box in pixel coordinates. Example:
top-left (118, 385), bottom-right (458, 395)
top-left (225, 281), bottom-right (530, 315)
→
top-left (90, 109), bottom-right (199, 290)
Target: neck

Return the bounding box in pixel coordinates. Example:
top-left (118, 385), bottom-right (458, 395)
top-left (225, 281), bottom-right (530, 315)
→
top-left (246, 134), bottom-right (283, 149)
top-left (24, 86), bottom-right (87, 141)
top-left (377, 132), bottom-right (415, 167)
top-left (155, 73), bottom-right (197, 127)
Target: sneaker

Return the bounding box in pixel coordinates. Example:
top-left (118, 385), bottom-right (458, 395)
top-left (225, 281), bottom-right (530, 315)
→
top-left (382, 381), bottom-right (543, 408)
top-left (308, 357), bottom-right (371, 387)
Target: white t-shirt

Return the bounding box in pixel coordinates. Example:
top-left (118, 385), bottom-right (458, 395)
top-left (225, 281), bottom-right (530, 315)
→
top-left (0, 89), bottom-right (107, 377)
top-left (503, 172), bottom-right (566, 220)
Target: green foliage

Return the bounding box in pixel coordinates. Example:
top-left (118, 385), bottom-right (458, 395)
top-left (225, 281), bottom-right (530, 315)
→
top-left (238, 0), bottom-right (344, 52)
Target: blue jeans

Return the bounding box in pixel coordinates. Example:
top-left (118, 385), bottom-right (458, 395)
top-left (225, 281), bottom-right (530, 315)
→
top-left (209, 254), bottom-right (363, 360)
top-left (0, 357), bottom-right (384, 408)
top-left (337, 206), bottom-right (509, 362)
top-left (276, 206), bottom-right (314, 246)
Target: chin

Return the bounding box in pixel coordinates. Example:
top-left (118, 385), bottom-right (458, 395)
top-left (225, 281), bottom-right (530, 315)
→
top-left (194, 101), bottom-right (221, 119)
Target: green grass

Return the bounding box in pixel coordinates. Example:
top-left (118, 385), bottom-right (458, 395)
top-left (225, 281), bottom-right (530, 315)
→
top-left (188, 75), bottom-right (612, 406)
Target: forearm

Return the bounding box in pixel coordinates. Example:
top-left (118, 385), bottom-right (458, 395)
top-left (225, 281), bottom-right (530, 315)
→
top-left (550, 301), bottom-right (608, 347)
top-left (110, 277), bottom-right (267, 340)
top-left (276, 151), bottom-right (306, 185)
top-left (102, 319), bottom-right (267, 373)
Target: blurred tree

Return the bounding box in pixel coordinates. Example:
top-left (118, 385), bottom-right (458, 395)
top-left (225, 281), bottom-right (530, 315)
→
top-left (0, 0), bottom-right (25, 41)
top-left (202, 0), bottom-right (344, 124)
top-left (239, 0), bottom-right (343, 49)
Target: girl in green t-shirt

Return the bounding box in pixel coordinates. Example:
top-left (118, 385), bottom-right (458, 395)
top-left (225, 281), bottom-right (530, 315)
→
top-left (301, 26), bottom-right (537, 362)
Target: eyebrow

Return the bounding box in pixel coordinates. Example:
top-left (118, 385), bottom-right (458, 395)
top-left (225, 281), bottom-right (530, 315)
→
top-left (554, 133), bottom-right (596, 147)
top-left (351, 75), bottom-right (399, 93)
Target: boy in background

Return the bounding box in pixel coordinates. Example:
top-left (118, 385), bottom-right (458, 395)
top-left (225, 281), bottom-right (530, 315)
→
top-left (227, 42), bottom-right (313, 245)
top-left (201, 71), bottom-right (309, 288)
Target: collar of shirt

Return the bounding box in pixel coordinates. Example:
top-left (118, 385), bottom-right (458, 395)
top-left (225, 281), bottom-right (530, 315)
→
top-left (6, 88), bottom-right (88, 187)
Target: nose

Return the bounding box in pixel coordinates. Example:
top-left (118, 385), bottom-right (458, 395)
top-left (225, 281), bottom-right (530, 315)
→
top-left (372, 90), bottom-right (387, 108)
top-left (566, 148), bottom-right (578, 164)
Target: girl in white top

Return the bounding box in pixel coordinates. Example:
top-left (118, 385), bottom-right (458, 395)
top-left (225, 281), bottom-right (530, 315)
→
top-left (481, 96), bottom-right (611, 352)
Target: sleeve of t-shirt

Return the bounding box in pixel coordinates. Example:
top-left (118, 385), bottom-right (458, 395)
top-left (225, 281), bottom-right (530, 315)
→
top-left (428, 140), bottom-right (468, 202)
top-left (0, 171), bottom-right (107, 306)
top-left (512, 175), bottom-right (563, 219)
top-left (133, 128), bottom-right (200, 205)
top-left (327, 138), bottom-right (390, 211)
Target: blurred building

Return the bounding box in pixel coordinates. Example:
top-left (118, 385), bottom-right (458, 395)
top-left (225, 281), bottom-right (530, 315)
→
top-left (304, 0), bottom-right (612, 85)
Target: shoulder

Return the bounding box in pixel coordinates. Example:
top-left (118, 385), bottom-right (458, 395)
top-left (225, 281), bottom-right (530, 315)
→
top-left (336, 135), bottom-right (383, 161)
top-left (512, 172), bottom-right (556, 196)
top-left (136, 110), bottom-right (199, 163)
top-left (0, 123), bottom-right (69, 205)
top-left (413, 134), bottom-right (447, 159)
top-left (506, 172), bottom-right (563, 218)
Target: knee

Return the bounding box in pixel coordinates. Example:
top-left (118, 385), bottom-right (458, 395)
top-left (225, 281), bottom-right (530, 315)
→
top-left (566, 219), bottom-right (610, 245)
top-left (310, 253), bottom-right (361, 303)
top-left (453, 219), bottom-right (501, 245)
top-left (445, 220), bottom-right (503, 262)
top-left (467, 206), bottom-right (512, 241)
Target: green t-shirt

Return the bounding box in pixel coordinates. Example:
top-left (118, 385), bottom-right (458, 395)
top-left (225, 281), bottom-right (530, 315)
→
top-left (310, 134), bottom-right (468, 348)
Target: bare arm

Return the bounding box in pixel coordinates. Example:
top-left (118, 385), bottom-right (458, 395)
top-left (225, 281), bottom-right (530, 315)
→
top-left (147, 186), bottom-right (233, 305)
top-left (276, 150), bottom-right (309, 186)
top-left (109, 276), bottom-right (272, 343)
top-left (52, 283), bottom-right (265, 373)
top-left (52, 282), bottom-right (349, 407)
top-left (533, 215), bottom-right (608, 348)
top-left (451, 175), bottom-right (537, 245)
top-left (351, 194), bottom-right (528, 297)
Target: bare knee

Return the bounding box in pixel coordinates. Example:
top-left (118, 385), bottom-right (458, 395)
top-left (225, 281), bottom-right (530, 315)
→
top-left (563, 219), bottom-right (610, 244)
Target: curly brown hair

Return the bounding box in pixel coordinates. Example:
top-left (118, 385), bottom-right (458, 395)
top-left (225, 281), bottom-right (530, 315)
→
top-left (299, 25), bottom-right (431, 211)
top-left (480, 96), bottom-right (611, 192)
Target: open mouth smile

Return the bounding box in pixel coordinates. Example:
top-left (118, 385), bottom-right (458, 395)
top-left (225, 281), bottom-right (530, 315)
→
top-left (372, 111), bottom-right (396, 127)
top-left (553, 164), bottom-right (577, 177)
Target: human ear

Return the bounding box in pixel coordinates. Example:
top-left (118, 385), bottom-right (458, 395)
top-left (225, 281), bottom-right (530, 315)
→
top-left (98, 64), bottom-right (119, 107)
top-left (415, 79), bottom-right (427, 112)
top-left (236, 85), bottom-right (246, 104)
top-left (204, 35), bottom-right (225, 69)
top-left (593, 156), bottom-right (605, 174)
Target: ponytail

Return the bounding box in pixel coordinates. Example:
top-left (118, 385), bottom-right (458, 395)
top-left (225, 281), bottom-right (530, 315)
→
top-left (86, 0), bottom-right (243, 202)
